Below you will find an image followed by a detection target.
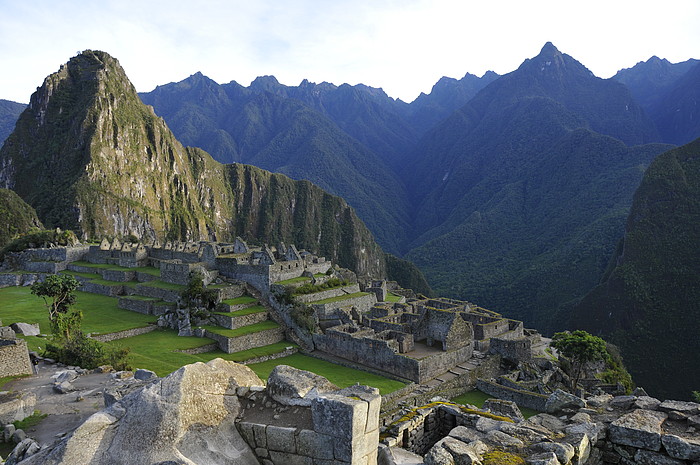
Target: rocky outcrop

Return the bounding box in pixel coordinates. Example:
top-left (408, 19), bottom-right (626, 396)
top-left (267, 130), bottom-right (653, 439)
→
top-left (266, 364), bottom-right (338, 406)
top-left (381, 392), bottom-right (700, 465)
top-left (19, 358), bottom-right (264, 465)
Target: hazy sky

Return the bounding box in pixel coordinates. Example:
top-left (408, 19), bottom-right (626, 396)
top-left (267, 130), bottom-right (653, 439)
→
top-left (1, 0), bottom-right (698, 103)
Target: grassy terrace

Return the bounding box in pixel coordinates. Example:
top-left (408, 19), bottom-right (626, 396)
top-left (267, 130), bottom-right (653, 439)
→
top-left (69, 261), bottom-right (161, 276)
top-left (309, 292), bottom-right (369, 305)
top-left (215, 305), bottom-right (267, 317)
top-left (249, 353), bottom-right (406, 395)
top-left (221, 296), bottom-right (257, 306)
top-left (0, 287), bottom-right (155, 351)
top-left (276, 276), bottom-right (310, 285)
top-left (386, 292), bottom-right (402, 302)
top-left (60, 270), bottom-right (102, 279)
top-left (201, 320), bottom-right (279, 337)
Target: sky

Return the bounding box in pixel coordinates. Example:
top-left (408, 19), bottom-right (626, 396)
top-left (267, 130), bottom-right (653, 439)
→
top-left (1, 0), bottom-right (698, 104)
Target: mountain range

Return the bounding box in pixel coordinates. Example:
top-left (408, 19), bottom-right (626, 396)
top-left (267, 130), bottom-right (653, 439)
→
top-left (0, 50), bottom-right (431, 293)
top-left (1, 45), bottom-right (699, 398)
top-left (136, 42), bottom-right (697, 331)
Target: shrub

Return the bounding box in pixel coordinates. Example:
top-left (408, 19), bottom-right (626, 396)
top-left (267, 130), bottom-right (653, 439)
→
top-left (44, 333), bottom-right (130, 371)
top-left (0, 228), bottom-right (78, 258)
top-left (290, 304), bottom-right (318, 334)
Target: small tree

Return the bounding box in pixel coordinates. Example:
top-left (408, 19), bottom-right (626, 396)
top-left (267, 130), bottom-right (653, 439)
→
top-left (31, 274), bottom-right (80, 338)
top-left (551, 330), bottom-right (608, 393)
top-left (180, 271), bottom-right (217, 320)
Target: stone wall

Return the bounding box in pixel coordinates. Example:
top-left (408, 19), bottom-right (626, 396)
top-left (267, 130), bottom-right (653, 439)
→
top-left (79, 281), bottom-right (126, 297)
top-left (0, 338), bottom-right (32, 378)
top-left (417, 345), bottom-right (474, 383)
top-left (295, 284), bottom-right (361, 304)
top-left (489, 337), bottom-right (532, 363)
top-left (118, 297), bottom-right (155, 315)
top-left (218, 260), bottom-right (272, 291)
top-left (90, 325), bottom-right (158, 342)
top-left (0, 272), bottom-right (21, 287)
top-left (311, 292), bottom-right (376, 317)
top-left (102, 269), bottom-right (137, 282)
top-left (133, 284), bottom-right (180, 302)
top-left (212, 311), bottom-right (270, 330)
top-left (476, 378), bottom-right (548, 411)
top-left (237, 384), bottom-right (380, 465)
top-left (204, 327), bottom-right (285, 354)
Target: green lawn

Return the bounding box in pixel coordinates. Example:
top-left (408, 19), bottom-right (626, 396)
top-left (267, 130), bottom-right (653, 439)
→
top-left (0, 287), bottom-right (155, 351)
top-left (310, 292), bottom-right (369, 305)
top-left (451, 390), bottom-right (539, 418)
top-left (248, 353), bottom-right (406, 395)
top-left (276, 276), bottom-right (310, 285)
top-left (386, 292), bottom-right (402, 302)
top-left (69, 261), bottom-right (161, 277)
top-left (60, 270), bottom-right (102, 279)
top-left (221, 296), bottom-right (257, 306)
top-left (216, 305), bottom-right (267, 317)
top-left (201, 320), bottom-right (279, 338)
top-left (108, 330), bottom-right (296, 377)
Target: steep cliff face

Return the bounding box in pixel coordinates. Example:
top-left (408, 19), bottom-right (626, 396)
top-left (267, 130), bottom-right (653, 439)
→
top-left (571, 138), bottom-right (700, 400)
top-left (0, 51), bottom-right (386, 278)
top-left (0, 188), bottom-right (43, 248)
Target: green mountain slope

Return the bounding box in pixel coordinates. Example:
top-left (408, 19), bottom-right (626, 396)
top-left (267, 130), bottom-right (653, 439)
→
top-left (0, 50), bottom-right (389, 278)
top-left (0, 99), bottom-right (26, 148)
top-left (407, 71), bottom-right (499, 132)
top-left (404, 43), bottom-right (669, 329)
top-left (0, 188), bottom-right (43, 248)
top-left (571, 138), bottom-right (700, 400)
top-left (651, 62), bottom-right (700, 145)
top-left (140, 73), bottom-right (411, 254)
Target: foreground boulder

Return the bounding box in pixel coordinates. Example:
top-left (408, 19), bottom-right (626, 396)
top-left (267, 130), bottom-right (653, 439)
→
top-left (19, 358), bottom-right (264, 465)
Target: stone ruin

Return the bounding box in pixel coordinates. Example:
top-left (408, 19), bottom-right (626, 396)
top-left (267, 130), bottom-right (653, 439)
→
top-left (312, 295), bottom-right (535, 384)
top-left (5, 358), bottom-right (700, 465)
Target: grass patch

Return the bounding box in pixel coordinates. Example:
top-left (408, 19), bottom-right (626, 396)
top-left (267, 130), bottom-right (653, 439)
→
top-left (107, 328), bottom-right (216, 376)
top-left (108, 330), bottom-right (295, 377)
top-left (221, 296), bottom-right (257, 306)
top-left (60, 270), bottom-right (101, 279)
top-left (386, 292), bottom-right (402, 302)
top-left (70, 261), bottom-right (160, 277)
top-left (0, 287), bottom-right (154, 349)
top-left (309, 292), bottom-right (369, 305)
top-left (200, 342), bottom-right (297, 364)
top-left (138, 280), bottom-right (186, 291)
top-left (201, 320), bottom-right (279, 338)
top-left (13, 410), bottom-right (47, 430)
top-left (276, 276), bottom-right (310, 285)
top-left (0, 374), bottom-right (30, 390)
top-left (451, 390), bottom-right (539, 418)
top-left (249, 353), bottom-right (406, 395)
top-left (216, 305), bottom-right (267, 317)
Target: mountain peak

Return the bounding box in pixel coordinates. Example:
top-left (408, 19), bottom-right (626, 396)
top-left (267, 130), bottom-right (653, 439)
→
top-left (539, 41), bottom-right (560, 56)
top-left (250, 75), bottom-right (282, 92)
